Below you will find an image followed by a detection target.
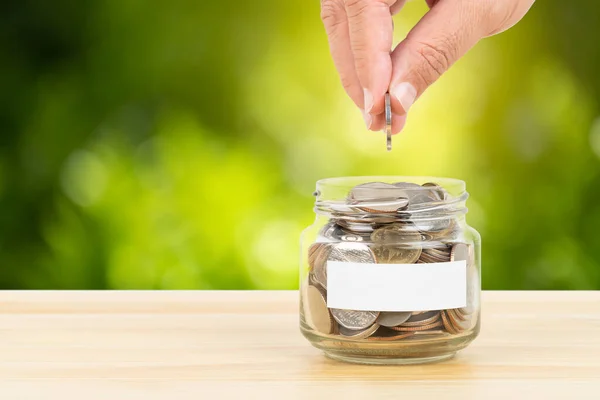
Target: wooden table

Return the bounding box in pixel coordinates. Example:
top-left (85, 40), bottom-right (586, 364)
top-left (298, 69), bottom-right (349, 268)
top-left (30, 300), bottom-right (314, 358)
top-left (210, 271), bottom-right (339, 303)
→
top-left (0, 291), bottom-right (599, 399)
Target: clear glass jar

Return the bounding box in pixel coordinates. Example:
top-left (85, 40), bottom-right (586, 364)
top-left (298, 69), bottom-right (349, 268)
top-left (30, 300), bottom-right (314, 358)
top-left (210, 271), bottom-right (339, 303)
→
top-left (299, 176), bottom-right (481, 365)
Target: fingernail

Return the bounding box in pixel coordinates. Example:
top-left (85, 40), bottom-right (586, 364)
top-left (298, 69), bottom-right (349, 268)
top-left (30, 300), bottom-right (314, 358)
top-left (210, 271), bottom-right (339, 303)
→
top-left (391, 82), bottom-right (417, 113)
top-left (363, 89), bottom-right (374, 113)
top-left (362, 110), bottom-right (373, 129)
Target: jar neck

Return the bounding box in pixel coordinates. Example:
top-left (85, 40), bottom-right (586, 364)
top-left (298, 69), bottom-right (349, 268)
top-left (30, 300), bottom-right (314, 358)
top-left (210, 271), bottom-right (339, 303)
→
top-left (313, 176), bottom-right (469, 223)
top-left (314, 192), bottom-right (468, 222)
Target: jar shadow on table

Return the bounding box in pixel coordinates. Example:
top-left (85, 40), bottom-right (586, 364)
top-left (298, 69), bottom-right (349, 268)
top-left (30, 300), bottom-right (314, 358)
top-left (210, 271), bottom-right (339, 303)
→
top-left (299, 177), bottom-right (481, 365)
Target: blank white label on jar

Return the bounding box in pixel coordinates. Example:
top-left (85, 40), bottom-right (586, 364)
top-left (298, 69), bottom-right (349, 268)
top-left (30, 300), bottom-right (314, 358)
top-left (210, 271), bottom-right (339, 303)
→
top-left (326, 260), bottom-right (467, 311)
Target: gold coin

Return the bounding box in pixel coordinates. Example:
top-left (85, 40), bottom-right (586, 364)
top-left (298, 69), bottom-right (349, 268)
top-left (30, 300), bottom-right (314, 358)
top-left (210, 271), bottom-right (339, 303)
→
top-left (371, 244), bottom-right (422, 264)
top-left (390, 320), bottom-right (442, 332)
top-left (305, 285), bottom-right (333, 334)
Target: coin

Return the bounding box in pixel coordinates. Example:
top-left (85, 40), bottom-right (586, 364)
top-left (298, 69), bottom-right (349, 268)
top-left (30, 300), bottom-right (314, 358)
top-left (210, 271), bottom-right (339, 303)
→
top-left (440, 310), bottom-right (458, 334)
top-left (392, 182), bottom-right (422, 190)
top-left (422, 182), bottom-right (448, 201)
top-left (331, 309), bottom-right (379, 330)
top-left (348, 182), bottom-right (407, 202)
top-left (308, 243), bottom-right (324, 269)
top-left (339, 323), bottom-right (380, 339)
top-left (306, 285), bottom-right (333, 334)
top-left (371, 224), bottom-right (423, 245)
top-left (448, 308), bottom-right (466, 322)
top-left (354, 197), bottom-right (409, 213)
top-left (390, 320), bottom-right (443, 332)
top-left (310, 244), bottom-right (331, 289)
top-left (335, 219), bottom-right (377, 234)
top-left (451, 243), bottom-right (470, 262)
top-left (328, 242), bottom-right (376, 265)
top-left (401, 311), bottom-right (440, 327)
top-left (377, 311), bottom-right (412, 327)
top-left (321, 223), bottom-right (368, 242)
top-left (418, 247), bottom-right (451, 263)
top-left (385, 93), bottom-right (392, 151)
top-left (319, 222), bottom-right (345, 239)
top-left (372, 244), bottom-right (422, 264)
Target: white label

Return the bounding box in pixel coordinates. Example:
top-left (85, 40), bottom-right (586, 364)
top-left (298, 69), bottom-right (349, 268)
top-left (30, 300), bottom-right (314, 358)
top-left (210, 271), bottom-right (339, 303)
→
top-left (327, 260), bottom-right (467, 311)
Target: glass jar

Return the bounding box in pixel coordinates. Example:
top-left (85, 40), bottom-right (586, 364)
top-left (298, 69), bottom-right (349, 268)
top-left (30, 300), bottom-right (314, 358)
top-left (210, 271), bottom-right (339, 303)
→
top-left (299, 176), bottom-right (481, 365)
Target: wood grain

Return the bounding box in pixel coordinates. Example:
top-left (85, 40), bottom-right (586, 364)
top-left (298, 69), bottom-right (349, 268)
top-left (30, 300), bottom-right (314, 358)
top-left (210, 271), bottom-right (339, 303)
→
top-left (0, 291), bottom-right (599, 399)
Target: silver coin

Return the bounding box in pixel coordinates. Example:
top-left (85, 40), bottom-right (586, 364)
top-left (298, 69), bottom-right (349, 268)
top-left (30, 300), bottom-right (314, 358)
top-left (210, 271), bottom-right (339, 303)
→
top-left (451, 243), bottom-right (470, 262)
top-left (335, 219), bottom-right (376, 234)
top-left (338, 323), bottom-right (380, 339)
top-left (392, 182), bottom-right (422, 190)
top-left (404, 310), bottom-right (440, 324)
top-left (422, 182), bottom-right (448, 201)
top-left (319, 222), bottom-right (345, 239)
top-left (320, 222), bottom-right (369, 242)
top-left (354, 197), bottom-right (409, 213)
top-left (377, 311), bottom-right (412, 327)
top-left (328, 242), bottom-right (376, 264)
top-left (348, 182), bottom-right (407, 202)
top-left (331, 309), bottom-right (379, 330)
top-left (385, 92), bottom-right (392, 151)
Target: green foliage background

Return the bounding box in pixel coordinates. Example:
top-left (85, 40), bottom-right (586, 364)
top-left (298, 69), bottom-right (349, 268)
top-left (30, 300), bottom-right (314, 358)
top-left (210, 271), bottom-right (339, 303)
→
top-left (1, 1), bottom-right (600, 289)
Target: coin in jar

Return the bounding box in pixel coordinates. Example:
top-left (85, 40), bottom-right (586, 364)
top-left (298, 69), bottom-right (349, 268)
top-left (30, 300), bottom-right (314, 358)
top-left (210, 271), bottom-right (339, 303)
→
top-left (338, 323), bottom-right (380, 339)
top-left (422, 182), bottom-right (448, 201)
top-left (348, 182), bottom-right (406, 202)
top-left (371, 224), bottom-right (423, 245)
top-left (310, 244), bottom-right (331, 290)
top-left (331, 308), bottom-right (379, 330)
top-left (354, 197), bottom-right (409, 213)
top-left (377, 311), bottom-right (412, 327)
top-left (371, 244), bottom-right (421, 264)
top-left (328, 242), bottom-right (376, 265)
top-left (305, 285), bottom-right (333, 334)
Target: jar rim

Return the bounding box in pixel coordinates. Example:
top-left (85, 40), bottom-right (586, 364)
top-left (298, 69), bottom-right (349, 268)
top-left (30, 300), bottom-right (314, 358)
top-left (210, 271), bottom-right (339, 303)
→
top-left (316, 176), bottom-right (465, 194)
top-left (314, 176), bottom-right (468, 220)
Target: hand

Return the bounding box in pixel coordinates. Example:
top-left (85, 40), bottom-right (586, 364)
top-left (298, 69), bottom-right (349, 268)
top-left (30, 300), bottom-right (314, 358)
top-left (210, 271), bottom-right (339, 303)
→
top-left (321, 0), bottom-right (535, 133)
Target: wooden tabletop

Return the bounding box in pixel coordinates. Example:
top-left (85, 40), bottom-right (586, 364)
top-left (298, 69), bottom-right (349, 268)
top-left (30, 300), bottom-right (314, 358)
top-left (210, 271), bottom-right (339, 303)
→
top-left (0, 291), bottom-right (599, 399)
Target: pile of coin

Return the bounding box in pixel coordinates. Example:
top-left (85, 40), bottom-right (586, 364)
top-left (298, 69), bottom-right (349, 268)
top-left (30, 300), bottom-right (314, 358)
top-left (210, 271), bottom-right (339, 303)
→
top-left (302, 181), bottom-right (475, 341)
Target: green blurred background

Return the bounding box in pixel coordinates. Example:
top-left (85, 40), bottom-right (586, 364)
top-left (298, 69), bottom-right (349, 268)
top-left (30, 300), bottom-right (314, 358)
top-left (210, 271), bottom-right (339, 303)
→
top-left (1, 1), bottom-right (599, 290)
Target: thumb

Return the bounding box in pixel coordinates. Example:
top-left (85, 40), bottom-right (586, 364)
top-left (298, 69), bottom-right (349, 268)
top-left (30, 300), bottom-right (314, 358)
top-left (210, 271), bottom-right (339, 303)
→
top-left (389, 0), bottom-right (504, 115)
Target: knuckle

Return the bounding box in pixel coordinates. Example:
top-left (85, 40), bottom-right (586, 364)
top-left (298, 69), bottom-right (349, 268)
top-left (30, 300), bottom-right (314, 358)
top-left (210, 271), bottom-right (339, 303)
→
top-left (412, 39), bottom-right (455, 84)
top-left (340, 75), bottom-right (355, 91)
top-left (344, 0), bottom-right (395, 18)
top-left (320, 0), bottom-right (345, 29)
top-left (469, 0), bottom-right (519, 35)
top-left (344, 0), bottom-right (371, 19)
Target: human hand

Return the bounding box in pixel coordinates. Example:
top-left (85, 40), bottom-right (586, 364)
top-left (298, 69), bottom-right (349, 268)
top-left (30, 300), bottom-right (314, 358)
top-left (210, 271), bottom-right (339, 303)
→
top-left (321, 0), bottom-right (535, 133)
